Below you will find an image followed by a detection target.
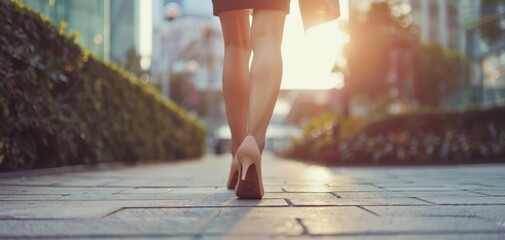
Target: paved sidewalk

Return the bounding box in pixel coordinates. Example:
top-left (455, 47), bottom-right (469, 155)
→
top-left (1, 153), bottom-right (505, 239)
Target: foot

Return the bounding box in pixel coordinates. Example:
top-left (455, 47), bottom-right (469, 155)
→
top-left (235, 136), bottom-right (264, 199)
top-left (226, 155), bottom-right (239, 189)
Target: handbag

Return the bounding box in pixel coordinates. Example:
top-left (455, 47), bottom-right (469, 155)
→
top-left (299, 0), bottom-right (340, 31)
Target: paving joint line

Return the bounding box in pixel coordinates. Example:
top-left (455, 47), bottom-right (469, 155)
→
top-left (410, 196), bottom-right (438, 205)
top-left (295, 218), bottom-right (310, 235)
top-left (357, 206), bottom-right (381, 216)
top-left (330, 192), bottom-right (342, 198)
top-left (462, 189), bottom-right (495, 196)
top-left (284, 198), bottom-right (294, 206)
top-left (99, 207), bottom-right (126, 219)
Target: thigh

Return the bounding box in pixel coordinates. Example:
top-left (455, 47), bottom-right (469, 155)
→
top-left (219, 10), bottom-right (251, 48)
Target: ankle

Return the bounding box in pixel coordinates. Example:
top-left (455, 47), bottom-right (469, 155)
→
top-left (244, 135), bottom-right (264, 153)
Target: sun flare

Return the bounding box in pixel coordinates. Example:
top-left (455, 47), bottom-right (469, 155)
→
top-left (281, 0), bottom-right (349, 90)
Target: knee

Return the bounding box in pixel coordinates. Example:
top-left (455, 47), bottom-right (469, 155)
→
top-left (224, 38), bottom-right (251, 54)
top-left (251, 29), bottom-right (282, 53)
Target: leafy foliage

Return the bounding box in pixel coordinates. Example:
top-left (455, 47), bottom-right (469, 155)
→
top-left (0, 1), bottom-right (206, 171)
top-left (286, 107), bottom-right (505, 164)
top-left (345, 1), bottom-right (417, 98)
top-left (285, 113), bottom-right (365, 161)
top-left (342, 1), bottom-right (469, 109)
top-left (413, 42), bottom-right (468, 106)
top-left (123, 47), bottom-right (143, 77)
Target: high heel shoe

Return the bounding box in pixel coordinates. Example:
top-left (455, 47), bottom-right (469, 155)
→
top-left (226, 155), bottom-right (239, 189)
top-left (235, 136), bottom-right (264, 199)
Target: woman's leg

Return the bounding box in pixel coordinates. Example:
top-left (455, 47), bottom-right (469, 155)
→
top-left (248, 10), bottom-right (287, 151)
top-left (218, 10), bottom-right (251, 156)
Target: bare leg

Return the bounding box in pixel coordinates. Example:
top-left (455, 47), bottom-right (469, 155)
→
top-left (248, 10), bottom-right (287, 151)
top-left (218, 10), bottom-right (251, 156)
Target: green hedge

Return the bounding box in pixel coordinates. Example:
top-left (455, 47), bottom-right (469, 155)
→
top-left (0, 1), bottom-right (206, 171)
top-left (287, 106), bottom-right (505, 164)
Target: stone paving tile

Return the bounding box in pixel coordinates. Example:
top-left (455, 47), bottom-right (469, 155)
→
top-left (300, 216), bottom-right (505, 235)
top-left (0, 199), bottom-right (287, 220)
top-left (365, 205), bottom-right (505, 221)
top-left (0, 176), bottom-right (118, 187)
top-left (0, 186), bottom-right (127, 195)
top-left (283, 185), bottom-right (381, 193)
top-left (264, 192), bottom-right (338, 201)
top-left (376, 186), bottom-right (453, 191)
top-left (0, 194), bottom-right (66, 201)
top-left (218, 206), bottom-right (374, 219)
top-left (35, 198), bottom-right (287, 207)
top-left (0, 219), bottom-right (200, 237)
top-left (202, 216), bottom-right (304, 236)
top-left (335, 190), bottom-right (486, 198)
top-left (116, 188), bottom-right (174, 194)
top-left (416, 196), bottom-right (505, 205)
top-left (466, 189), bottom-right (505, 197)
top-left (289, 196), bottom-right (431, 206)
top-left (0, 154), bottom-right (504, 239)
top-left (56, 192), bottom-right (284, 204)
top-left (279, 234), bottom-right (505, 240)
top-left (0, 201), bottom-right (118, 219)
top-left (116, 187), bottom-right (232, 194)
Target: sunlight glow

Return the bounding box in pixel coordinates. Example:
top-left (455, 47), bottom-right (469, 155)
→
top-left (303, 166), bottom-right (334, 183)
top-left (139, 0), bottom-right (153, 69)
top-left (281, 0), bottom-right (349, 90)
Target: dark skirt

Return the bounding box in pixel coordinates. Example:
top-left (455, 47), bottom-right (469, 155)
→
top-left (212, 0), bottom-right (290, 16)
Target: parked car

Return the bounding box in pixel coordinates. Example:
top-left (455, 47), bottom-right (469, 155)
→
top-left (212, 123), bottom-right (302, 155)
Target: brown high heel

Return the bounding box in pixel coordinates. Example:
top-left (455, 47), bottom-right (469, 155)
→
top-left (226, 155), bottom-right (239, 189)
top-left (235, 135), bottom-right (264, 199)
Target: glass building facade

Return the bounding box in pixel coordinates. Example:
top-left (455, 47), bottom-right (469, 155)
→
top-left (22, 0), bottom-right (109, 59)
top-left (21, 0), bottom-right (141, 65)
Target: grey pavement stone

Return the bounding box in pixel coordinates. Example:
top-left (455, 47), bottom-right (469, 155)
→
top-left (284, 185), bottom-right (381, 193)
top-left (365, 205), bottom-right (505, 222)
top-left (336, 190), bottom-right (486, 198)
top-left (202, 216), bottom-right (304, 236)
top-left (466, 189), bottom-right (505, 197)
top-left (416, 196), bottom-right (505, 205)
top-left (0, 154), bottom-right (504, 239)
top-left (289, 196), bottom-right (431, 206)
top-left (376, 186), bottom-right (453, 191)
top-left (218, 206), bottom-right (374, 219)
top-left (0, 186), bottom-right (126, 195)
top-left (0, 201), bottom-right (118, 219)
top-left (0, 194), bottom-right (65, 201)
top-left (301, 216), bottom-right (505, 235)
top-left (0, 219), bottom-right (200, 237)
top-left (276, 234), bottom-right (505, 240)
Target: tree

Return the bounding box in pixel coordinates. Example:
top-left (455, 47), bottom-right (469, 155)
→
top-left (413, 42), bottom-right (468, 107)
top-left (124, 46), bottom-right (142, 77)
top-left (344, 1), bottom-right (417, 99)
top-left (338, 1), bottom-right (417, 118)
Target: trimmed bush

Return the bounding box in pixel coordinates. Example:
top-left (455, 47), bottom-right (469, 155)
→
top-left (0, 1), bottom-right (206, 171)
top-left (287, 107), bottom-right (505, 165)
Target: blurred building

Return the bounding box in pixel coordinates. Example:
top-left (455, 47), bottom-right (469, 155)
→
top-left (409, 0), bottom-right (460, 50)
top-left (21, 0), bottom-right (150, 67)
top-left (151, 0), bottom-right (224, 126)
top-left (410, 0), bottom-right (505, 105)
top-left (349, 0), bottom-right (505, 106)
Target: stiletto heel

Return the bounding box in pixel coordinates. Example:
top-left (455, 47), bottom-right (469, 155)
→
top-left (226, 155), bottom-right (239, 189)
top-left (235, 136), bottom-right (264, 199)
